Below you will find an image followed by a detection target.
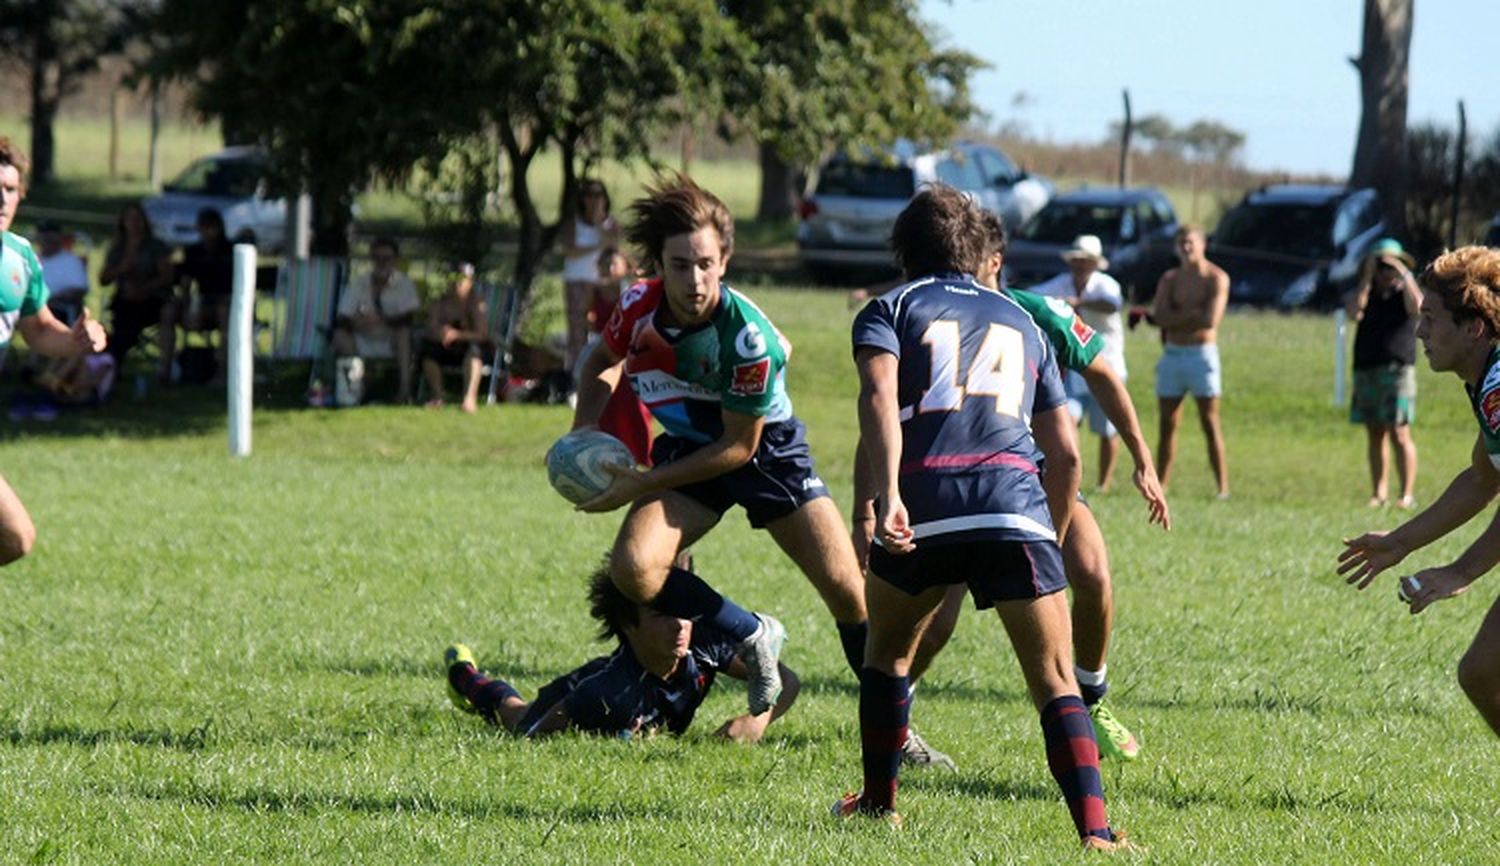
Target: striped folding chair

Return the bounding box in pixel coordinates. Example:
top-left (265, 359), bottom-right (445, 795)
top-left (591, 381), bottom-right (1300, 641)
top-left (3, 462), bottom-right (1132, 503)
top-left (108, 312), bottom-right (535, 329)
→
top-left (272, 257), bottom-right (346, 385)
top-left (484, 282), bottom-right (521, 405)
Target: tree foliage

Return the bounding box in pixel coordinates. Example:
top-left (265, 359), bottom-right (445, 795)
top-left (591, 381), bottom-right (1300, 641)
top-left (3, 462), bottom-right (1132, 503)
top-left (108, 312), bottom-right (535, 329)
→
top-left (0, 0), bottom-right (144, 187)
top-left (1405, 121), bottom-right (1500, 262)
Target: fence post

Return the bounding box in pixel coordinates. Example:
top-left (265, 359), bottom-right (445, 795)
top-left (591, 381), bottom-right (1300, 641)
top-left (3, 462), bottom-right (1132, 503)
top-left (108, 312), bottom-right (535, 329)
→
top-left (229, 244), bottom-right (256, 456)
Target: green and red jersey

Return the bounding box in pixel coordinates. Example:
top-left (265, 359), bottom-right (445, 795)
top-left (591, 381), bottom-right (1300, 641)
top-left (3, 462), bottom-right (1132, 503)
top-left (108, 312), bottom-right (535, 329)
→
top-left (1003, 286), bottom-right (1104, 373)
top-left (1467, 345), bottom-right (1500, 472)
top-left (602, 279), bottom-right (792, 444)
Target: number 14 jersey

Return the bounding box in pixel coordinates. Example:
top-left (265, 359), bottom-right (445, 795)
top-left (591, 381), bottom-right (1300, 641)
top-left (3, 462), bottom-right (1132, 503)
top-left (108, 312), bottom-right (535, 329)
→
top-left (852, 273), bottom-right (1067, 544)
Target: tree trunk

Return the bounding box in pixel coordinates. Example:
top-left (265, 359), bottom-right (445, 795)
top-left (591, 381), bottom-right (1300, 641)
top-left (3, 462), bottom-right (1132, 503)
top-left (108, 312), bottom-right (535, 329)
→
top-left (756, 142), bottom-right (799, 222)
top-left (309, 186), bottom-right (352, 257)
top-left (28, 27), bottom-right (60, 188)
top-left (1350, 0), bottom-right (1413, 236)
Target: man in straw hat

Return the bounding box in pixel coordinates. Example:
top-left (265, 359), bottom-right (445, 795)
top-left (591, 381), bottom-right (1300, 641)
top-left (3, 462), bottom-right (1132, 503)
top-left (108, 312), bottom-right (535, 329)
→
top-left (1345, 238), bottom-right (1423, 509)
top-left (1035, 235), bottom-right (1130, 492)
top-left (1151, 224), bottom-right (1230, 498)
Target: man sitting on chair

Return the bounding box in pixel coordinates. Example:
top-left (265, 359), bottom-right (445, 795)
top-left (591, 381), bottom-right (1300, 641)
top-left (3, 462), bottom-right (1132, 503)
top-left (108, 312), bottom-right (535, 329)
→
top-left (419, 261), bottom-right (491, 414)
top-left (332, 236), bottom-right (419, 404)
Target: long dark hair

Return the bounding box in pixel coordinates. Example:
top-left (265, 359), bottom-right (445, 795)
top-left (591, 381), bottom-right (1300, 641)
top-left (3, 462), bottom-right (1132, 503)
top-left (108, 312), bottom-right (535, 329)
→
top-left (114, 201), bottom-right (156, 245)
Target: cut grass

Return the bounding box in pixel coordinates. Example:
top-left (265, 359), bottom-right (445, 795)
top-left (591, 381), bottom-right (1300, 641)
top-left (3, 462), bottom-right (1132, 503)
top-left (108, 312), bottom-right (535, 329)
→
top-left (3, 289), bottom-right (1498, 863)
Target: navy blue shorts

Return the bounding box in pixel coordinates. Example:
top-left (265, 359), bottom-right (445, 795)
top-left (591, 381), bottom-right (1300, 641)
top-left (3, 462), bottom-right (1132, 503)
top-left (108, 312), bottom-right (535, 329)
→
top-left (652, 418), bottom-right (830, 528)
top-left (869, 537), bottom-right (1067, 608)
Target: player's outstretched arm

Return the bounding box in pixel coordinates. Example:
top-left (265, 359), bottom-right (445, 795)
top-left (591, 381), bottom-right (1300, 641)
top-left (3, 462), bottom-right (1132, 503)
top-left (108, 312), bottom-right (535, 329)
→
top-left (576, 410), bottom-right (765, 513)
top-left (1032, 403), bottom-right (1081, 543)
top-left (1079, 358), bottom-right (1169, 529)
top-left (570, 340), bottom-right (625, 431)
top-left (715, 662), bottom-right (799, 743)
top-left (1340, 437), bottom-right (1500, 589)
top-left (17, 305), bottom-right (106, 358)
top-left (519, 702), bottom-right (573, 738)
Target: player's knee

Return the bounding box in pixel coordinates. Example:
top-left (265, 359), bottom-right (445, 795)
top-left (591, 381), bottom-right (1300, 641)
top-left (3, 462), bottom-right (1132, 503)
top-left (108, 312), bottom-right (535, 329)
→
top-left (1068, 561), bottom-right (1111, 596)
top-left (0, 522), bottom-right (36, 565)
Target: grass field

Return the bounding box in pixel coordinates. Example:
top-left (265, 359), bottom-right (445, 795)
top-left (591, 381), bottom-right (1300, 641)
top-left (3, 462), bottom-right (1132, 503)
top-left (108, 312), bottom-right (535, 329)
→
top-left (2, 287), bottom-right (1498, 864)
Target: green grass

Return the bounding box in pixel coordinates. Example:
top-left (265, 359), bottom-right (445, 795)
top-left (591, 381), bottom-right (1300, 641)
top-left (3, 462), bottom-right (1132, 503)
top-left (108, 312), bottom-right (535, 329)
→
top-left (3, 288), bottom-right (1499, 863)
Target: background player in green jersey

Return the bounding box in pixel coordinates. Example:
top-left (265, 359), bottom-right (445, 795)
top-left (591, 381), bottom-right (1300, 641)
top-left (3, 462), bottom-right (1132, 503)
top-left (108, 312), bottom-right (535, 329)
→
top-left (1341, 246), bottom-right (1500, 736)
top-left (0, 136), bottom-right (107, 565)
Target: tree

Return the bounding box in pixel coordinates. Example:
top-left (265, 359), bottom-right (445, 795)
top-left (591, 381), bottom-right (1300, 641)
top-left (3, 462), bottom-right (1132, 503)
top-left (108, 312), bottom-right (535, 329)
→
top-left (1349, 0), bottom-right (1414, 235)
top-left (1178, 120), bottom-right (1245, 165)
top-left (1405, 121), bottom-right (1500, 261)
top-left (723, 0), bottom-right (984, 221)
top-left (0, 0), bottom-right (142, 187)
top-left (151, 0), bottom-right (492, 255)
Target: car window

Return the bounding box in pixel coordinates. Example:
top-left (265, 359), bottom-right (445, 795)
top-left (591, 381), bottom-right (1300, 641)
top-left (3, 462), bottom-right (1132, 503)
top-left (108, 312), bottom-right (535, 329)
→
top-left (968, 147), bottom-right (1018, 186)
top-left (1215, 202), bottom-right (1337, 258)
top-left (814, 161), bottom-right (916, 199)
top-left (1135, 200), bottom-right (1161, 232)
top-left (1018, 203), bottom-right (1125, 244)
top-left (164, 157), bottom-right (264, 198)
top-left (1153, 199), bottom-right (1176, 227)
top-left (935, 155), bottom-right (986, 192)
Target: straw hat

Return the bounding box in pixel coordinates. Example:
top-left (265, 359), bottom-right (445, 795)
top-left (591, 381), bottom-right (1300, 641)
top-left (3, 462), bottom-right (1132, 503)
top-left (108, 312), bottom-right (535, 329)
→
top-left (1061, 234), bottom-right (1109, 271)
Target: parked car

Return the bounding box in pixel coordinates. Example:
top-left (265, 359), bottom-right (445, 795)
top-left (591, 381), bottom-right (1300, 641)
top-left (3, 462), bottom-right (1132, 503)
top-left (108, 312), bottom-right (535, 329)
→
top-left (1209, 185), bottom-right (1383, 310)
top-left (795, 141), bottom-right (1035, 283)
top-left (143, 146), bottom-right (288, 252)
top-left (1002, 187), bottom-right (1179, 301)
top-left (954, 140), bottom-right (1054, 233)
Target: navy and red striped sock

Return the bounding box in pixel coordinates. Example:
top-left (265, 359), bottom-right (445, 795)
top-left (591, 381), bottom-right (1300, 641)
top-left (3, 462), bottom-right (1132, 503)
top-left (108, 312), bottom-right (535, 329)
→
top-left (1040, 695), bottom-right (1112, 842)
top-left (858, 668), bottom-right (910, 814)
top-left (836, 620), bottom-right (868, 677)
top-left (651, 567), bottom-right (761, 641)
top-left (448, 663), bottom-right (520, 726)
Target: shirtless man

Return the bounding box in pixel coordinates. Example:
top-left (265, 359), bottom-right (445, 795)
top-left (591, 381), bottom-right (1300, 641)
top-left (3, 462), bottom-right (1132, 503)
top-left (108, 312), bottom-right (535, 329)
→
top-left (1151, 225), bottom-right (1230, 497)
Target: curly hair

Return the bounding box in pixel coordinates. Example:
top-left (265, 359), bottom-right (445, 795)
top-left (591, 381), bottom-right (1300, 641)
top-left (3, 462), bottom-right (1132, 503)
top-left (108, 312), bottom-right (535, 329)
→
top-left (623, 173), bottom-right (734, 270)
top-left (978, 210), bottom-right (1007, 258)
top-left (889, 183), bottom-right (986, 279)
top-left (0, 136), bottom-right (30, 194)
top-left (586, 559), bottom-right (639, 642)
top-left (1419, 246), bottom-right (1500, 337)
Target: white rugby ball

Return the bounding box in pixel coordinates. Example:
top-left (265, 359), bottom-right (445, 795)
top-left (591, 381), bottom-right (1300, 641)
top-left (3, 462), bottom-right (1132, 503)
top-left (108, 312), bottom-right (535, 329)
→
top-left (546, 429), bottom-right (637, 504)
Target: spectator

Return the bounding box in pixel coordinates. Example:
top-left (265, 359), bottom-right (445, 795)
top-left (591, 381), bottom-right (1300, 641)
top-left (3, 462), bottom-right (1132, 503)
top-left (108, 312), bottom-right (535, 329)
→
top-left (1033, 235), bottom-right (1129, 491)
top-left (419, 261), bottom-right (490, 413)
top-left (99, 202), bottom-right (176, 383)
top-left (177, 207), bottom-right (235, 384)
top-left (560, 180), bottom-right (619, 372)
top-left (1346, 238), bottom-right (1422, 509)
top-left (37, 219), bottom-right (88, 325)
top-left (333, 237), bottom-right (420, 404)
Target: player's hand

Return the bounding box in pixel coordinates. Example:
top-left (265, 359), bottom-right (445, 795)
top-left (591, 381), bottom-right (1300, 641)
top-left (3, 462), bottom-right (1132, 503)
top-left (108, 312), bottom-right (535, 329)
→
top-left (575, 462), bottom-right (650, 513)
top-left (876, 496), bottom-right (915, 555)
top-left (1402, 566), bottom-right (1475, 614)
top-left (1132, 466), bottom-right (1170, 531)
top-left (713, 712), bottom-right (770, 744)
top-left (1338, 530), bottom-right (1408, 590)
top-left (850, 517), bottom-right (875, 571)
top-left (72, 309), bottom-right (107, 353)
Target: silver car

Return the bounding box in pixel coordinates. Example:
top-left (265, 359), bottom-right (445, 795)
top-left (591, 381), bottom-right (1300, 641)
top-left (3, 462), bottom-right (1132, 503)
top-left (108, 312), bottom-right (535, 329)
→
top-left (796, 141), bottom-right (1050, 283)
top-left (143, 146), bottom-right (287, 252)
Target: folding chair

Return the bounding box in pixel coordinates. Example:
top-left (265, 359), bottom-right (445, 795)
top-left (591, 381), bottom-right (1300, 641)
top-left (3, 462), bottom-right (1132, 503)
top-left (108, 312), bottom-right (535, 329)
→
top-left (485, 282), bottom-right (522, 405)
top-left (271, 257), bottom-right (346, 390)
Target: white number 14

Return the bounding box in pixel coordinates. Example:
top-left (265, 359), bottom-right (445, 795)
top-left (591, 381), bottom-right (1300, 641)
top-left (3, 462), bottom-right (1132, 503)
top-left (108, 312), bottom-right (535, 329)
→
top-left (918, 319), bottom-right (1024, 417)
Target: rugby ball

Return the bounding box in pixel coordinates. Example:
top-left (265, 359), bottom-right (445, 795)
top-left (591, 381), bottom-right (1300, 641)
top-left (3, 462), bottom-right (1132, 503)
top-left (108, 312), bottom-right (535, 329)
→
top-left (546, 429), bottom-right (637, 504)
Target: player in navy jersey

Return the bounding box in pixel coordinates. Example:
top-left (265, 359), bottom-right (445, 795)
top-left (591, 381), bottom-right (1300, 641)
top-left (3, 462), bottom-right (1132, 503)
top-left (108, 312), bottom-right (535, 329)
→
top-left (892, 212), bottom-right (1169, 763)
top-left (444, 564), bottom-right (799, 740)
top-left (834, 185), bottom-right (1130, 851)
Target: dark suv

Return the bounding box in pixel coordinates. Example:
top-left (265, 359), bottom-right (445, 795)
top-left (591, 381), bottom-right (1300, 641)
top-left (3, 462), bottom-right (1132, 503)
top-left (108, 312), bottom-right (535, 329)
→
top-left (1210, 185), bottom-right (1383, 309)
top-left (1002, 187), bottom-right (1179, 301)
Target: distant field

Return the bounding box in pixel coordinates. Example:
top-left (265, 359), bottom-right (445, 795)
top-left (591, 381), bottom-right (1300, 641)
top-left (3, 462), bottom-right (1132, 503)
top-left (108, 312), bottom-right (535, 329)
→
top-left (6, 113), bottom-right (1244, 251)
top-left (2, 291), bottom-right (1497, 863)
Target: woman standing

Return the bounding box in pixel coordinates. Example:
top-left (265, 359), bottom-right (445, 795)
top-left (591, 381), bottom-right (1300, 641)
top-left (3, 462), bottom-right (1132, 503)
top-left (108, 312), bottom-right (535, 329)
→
top-left (1347, 238), bottom-right (1422, 509)
top-left (560, 180), bottom-right (618, 373)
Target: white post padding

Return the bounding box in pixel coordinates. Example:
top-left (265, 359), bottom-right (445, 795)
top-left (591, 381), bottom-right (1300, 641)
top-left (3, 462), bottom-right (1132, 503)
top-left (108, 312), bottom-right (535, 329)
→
top-left (229, 244), bottom-right (255, 457)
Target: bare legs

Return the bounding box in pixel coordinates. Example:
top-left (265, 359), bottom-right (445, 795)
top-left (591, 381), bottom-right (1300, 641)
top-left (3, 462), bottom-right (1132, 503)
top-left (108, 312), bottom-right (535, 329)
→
top-left (1364, 422), bottom-right (1417, 506)
top-left (1157, 395), bottom-right (1228, 496)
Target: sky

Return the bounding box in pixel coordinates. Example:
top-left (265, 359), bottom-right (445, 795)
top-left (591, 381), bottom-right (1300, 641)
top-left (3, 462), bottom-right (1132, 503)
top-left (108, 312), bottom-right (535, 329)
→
top-left (919, 0), bottom-right (1498, 177)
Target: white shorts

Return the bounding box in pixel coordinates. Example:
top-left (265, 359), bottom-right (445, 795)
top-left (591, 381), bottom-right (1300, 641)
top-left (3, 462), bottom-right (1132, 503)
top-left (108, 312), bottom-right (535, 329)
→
top-left (1156, 344), bottom-right (1221, 399)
